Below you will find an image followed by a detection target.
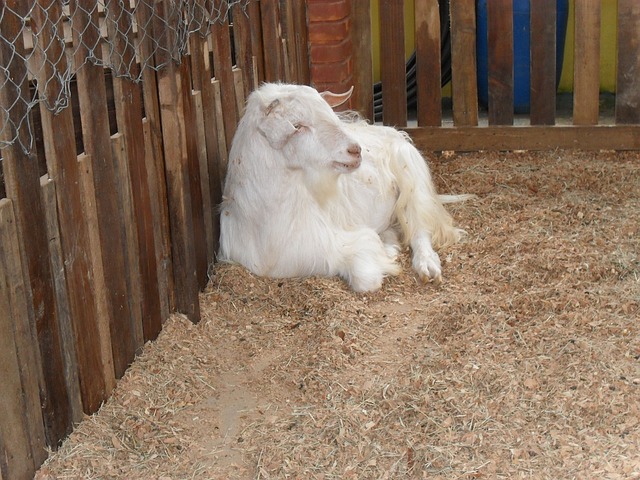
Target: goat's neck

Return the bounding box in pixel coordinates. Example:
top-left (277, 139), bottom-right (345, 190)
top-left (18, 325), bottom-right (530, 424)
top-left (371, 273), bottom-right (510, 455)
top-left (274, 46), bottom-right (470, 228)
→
top-left (301, 168), bottom-right (340, 207)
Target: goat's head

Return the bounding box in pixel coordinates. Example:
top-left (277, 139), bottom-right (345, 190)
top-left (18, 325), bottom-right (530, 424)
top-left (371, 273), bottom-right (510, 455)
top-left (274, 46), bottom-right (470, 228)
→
top-left (247, 84), bottom-right (362, 174)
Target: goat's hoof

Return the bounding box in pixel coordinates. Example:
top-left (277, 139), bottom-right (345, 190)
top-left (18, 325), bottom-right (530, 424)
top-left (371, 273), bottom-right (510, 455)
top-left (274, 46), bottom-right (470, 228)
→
top-left (418, 272), bottom-right (442, 286)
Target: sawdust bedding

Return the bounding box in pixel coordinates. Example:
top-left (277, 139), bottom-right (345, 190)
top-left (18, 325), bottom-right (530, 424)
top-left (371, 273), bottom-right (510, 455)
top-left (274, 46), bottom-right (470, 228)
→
top-left (37, 150), bottom-right (639, 479)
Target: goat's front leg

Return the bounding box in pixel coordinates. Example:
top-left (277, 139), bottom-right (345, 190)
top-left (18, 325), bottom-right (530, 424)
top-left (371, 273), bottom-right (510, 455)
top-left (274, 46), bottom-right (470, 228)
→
top-left (410, 230), bottom-right (442, 284)
top-left (339, 228), bottom-right (401, 292)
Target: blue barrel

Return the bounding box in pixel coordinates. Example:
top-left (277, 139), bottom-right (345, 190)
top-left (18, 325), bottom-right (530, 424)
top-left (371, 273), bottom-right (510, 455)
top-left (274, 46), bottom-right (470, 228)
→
top-left (476, 0), bottom-right (569, 114)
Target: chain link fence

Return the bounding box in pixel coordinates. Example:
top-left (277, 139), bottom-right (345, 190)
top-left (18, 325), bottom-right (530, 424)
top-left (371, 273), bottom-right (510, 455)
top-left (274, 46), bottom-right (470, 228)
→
top-left (0, 0), bottom-right (250, 154)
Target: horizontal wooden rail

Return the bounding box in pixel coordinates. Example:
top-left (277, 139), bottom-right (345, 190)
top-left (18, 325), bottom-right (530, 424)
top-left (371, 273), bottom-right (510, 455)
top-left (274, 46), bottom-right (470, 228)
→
top-left (404, 125), bottom-right (640, 152)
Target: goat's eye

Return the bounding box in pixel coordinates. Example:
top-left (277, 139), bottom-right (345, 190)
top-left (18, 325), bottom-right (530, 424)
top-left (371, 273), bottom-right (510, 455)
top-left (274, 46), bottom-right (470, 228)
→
top-left (293, 123), bottom-right (303, 131)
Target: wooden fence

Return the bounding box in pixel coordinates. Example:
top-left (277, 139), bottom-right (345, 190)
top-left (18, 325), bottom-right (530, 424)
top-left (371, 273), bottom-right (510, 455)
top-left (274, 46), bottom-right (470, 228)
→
top-left (0, 1), bottom-right (308, 478)
top-left (350, 0), bottom-right (640, 151)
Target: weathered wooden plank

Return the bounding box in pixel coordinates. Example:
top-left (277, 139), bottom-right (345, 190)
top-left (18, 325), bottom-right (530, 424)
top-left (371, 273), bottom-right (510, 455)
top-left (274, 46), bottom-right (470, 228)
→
top-left (615, 0), bottom-right (640, 124)
top-left (0, 0), bottom-right (70, 448)
top-left (141, 118), bottom-right (170, 321)
top-left (530, 0), bottom-right (557, 125)
top-left (135, 0), bottom-right (174, 319)
top-left (379, 0), bottom-right (407, 126)
top-left (213, 79), bottom-right (230, 182)
top-left (180, 63), bottom-right (208, 290)
top-left (107, 135), bottom-right (143, 349)
top-left (31, 0), bottom-right (111, 413)
top-left (487, 0), bottom-right (514, 125)
top-left (404, 125), bottom-right (640, 152)
top-left (260, 0), bottom-right (284, 82)
top-left (71, 0), bottom-right (139, 376)
top-left (189, 35), bottom-right (224, 257)
top-left (415, 0), bottom-right (442, 126)
top-left (247, 0), bottom-right (266, 84)
top-left (75, 153), bottom-right (117, 400)
top-left (40, 176), bottom-right (83, 426)
top-left (233, 67), bottom-right (245, 116)
top-left (211, 15), bottom-right (239, 152)
top-left (350, 0), bottom-right (374, 120)
top-left (156, 61), bottom-right (201, 323)
top-left (232, 1), bottom-right (255, 96)
top-left (108, 0), bottom-right (163, 342)
top-left (279, 0), bottom-right (296, 82)
top-left (0, 198), bottom-right (46, 479)
top-left (290, 0), bottom-right (311, 85)
top-left (573, 0), bottom-right (601, 125)
top-left (450, 0), bottom-right (479, 126)
top-left (192, 90), bottom-right (215, 267)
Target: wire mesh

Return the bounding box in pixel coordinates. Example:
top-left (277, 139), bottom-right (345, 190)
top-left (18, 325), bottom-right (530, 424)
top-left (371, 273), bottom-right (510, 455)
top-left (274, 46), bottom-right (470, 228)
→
top-left (0, 0), bottom-right (250, 154)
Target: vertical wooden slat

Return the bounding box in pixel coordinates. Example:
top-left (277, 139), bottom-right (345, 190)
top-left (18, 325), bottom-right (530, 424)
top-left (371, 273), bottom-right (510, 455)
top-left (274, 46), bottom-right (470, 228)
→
top-left (379, 0), bottom-right (407, 126)
top-left (0, 0), bottom-right (70, 448)
top-left (154, 1), bottom-right (201, 323)
top-left (107, 134), bottom-right (143, 347)
top-left (71, 0), bottom-right (139, 377)
top-left (40, 176), bottom-right (83, 426)
top-left (350, 0), bottom-right (373, 120)
top-left (261, 0), bottom-right (284, 82)
top-left (450, 0), bottom-right (479, 126)
top-left (192, 90), bottom-right (215, 267)
top-left (213, 79), bottom-right (230, 181)
top-left (291, 0), bottom-right (311, 84)
top-left (280, 0), bottom-right (296, 82)
top-left (0, 199), bottom-right (46, 479)
top-left (573, 0), bottom-right (601, 125)
top-left (75, 152), bottom-right (119, 396)
top-left (107, 0), bottom-right (163, 342)
top-left (487, 0), bottom-right (514, 125)
top-left (211, 15), bottom-right (239, 151)
top-left (615, 0), bottom-right (640, 124)
top-left (530, 0), bottom-right (557, 125)
top-left (180, 63), bottom-right (209, 290)
top-left (232, 2), bottom-right (256, 95)
top-left (415, 0), bottom-right (442, 126)
top-left (248, 0), bottom-right (266, 84)
top-left (31, 0), bottom-right (112, 413)
top-left (189, 35), bottom-right (224, 256)
top-left (135, 0), bottom-right (173, 319)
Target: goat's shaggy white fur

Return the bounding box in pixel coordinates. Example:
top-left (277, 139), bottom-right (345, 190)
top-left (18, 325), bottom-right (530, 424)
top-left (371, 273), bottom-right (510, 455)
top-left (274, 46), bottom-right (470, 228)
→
top-left (219, 83), bottom-right (467, 292)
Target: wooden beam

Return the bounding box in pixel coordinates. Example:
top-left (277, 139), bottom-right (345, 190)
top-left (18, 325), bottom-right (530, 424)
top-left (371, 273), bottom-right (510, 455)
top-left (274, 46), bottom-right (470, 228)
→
top-left (404, 125), bottom-right (640, 152)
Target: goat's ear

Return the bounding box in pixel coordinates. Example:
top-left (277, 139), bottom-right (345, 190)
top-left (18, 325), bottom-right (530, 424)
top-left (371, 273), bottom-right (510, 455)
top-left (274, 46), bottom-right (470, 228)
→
top-left (257, 97), bottom-right (296, 149)
top-left (320, 86), bottom-right (354, 109)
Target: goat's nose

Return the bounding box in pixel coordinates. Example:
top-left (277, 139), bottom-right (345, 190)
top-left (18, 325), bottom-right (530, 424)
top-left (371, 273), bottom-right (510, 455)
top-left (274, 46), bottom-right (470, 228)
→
top-left (348, 143), bottom-right (362, 157)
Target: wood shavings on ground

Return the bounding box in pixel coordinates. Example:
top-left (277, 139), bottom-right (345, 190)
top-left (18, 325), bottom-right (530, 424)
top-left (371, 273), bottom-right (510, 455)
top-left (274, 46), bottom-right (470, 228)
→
top-left (37, 150), bottom-right (640, 479)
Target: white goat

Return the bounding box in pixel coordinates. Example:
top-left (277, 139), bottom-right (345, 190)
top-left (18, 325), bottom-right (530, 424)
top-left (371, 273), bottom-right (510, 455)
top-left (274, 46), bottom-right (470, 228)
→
top-left (219, 83), bottom-right (468, 292)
